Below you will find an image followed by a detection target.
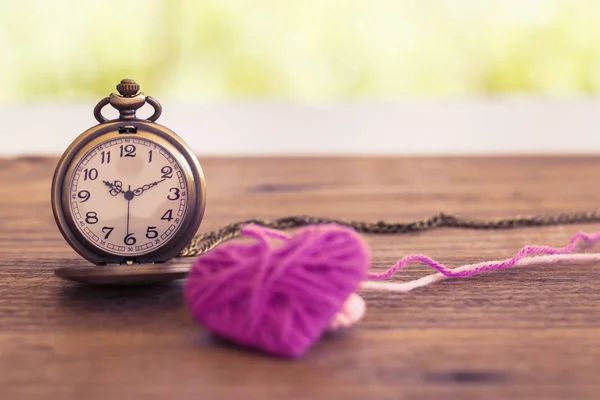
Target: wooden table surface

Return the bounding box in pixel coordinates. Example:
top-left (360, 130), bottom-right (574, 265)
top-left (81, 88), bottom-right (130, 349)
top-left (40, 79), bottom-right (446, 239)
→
top-left (1, 155), bottom-right (599, 400)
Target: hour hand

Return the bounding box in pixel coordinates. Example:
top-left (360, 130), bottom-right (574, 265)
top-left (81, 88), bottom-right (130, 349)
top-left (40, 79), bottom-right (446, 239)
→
top-left (132, 179), bottom-right (166, 197)
top-left (103, 180), bottom-right (125, 196)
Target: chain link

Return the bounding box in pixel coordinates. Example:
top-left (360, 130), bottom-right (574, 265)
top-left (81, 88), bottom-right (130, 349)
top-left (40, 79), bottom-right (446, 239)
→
top-left (176, 209), bottom-right (600, 258)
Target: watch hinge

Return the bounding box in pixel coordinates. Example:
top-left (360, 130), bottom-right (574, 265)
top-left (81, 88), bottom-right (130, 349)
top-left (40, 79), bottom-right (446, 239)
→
top-left (118, 258), bottom-right (155, 265)
top-left (117, 258), bottom-right (138, 266)
top-left (118, 125), bottom-right (137, 134)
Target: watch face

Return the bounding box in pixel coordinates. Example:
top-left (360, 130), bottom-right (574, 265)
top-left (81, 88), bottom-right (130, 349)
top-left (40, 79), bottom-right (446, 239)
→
top-left (67, 136), bottom-right (189, 257)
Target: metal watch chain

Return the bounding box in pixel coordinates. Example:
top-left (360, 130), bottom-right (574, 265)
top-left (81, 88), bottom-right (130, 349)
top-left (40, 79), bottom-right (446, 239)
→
top-left (177, 209), bottom-right (600, 257)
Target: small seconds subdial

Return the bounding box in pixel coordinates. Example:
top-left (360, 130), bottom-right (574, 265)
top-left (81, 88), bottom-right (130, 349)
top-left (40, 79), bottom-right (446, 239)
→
top-left (68, 136), bottom-right (189, 257)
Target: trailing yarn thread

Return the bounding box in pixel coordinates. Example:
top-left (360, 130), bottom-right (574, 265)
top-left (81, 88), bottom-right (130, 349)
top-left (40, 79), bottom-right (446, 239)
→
top-left (367, 230), bottom-right (600, 279)
top-left (362, 252), bottom-right (600, 292)
top-left (184, 224), bottom-right (600, 358)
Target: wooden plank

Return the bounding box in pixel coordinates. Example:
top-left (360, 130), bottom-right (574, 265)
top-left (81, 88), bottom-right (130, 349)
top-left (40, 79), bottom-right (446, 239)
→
top-left (1, 155), bottom-right (599, 400)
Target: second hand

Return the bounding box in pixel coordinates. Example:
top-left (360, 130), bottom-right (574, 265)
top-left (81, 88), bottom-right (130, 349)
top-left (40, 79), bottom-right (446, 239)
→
top-left (125, 185), bottom-right (132, 237)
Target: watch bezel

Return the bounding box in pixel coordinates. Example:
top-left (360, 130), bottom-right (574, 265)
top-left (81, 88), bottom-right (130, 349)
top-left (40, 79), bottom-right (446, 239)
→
top-left (51, 119), bottom-right (206, 265)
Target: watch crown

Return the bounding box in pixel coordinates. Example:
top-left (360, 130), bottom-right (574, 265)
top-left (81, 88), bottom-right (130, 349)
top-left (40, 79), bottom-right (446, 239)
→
top-left (116, 79), bottom-right (140, 97)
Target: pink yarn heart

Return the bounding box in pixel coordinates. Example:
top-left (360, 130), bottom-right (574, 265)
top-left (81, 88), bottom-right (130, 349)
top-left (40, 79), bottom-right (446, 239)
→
top-left (184, 223), bottom-right (370, 357)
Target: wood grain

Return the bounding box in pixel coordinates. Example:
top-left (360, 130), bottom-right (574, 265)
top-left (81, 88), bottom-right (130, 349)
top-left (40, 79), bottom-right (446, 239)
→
top-left (1, 155), bottom-right (599, 400)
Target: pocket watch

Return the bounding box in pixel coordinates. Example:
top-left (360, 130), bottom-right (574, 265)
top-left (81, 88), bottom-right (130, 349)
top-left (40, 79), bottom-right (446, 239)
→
top-left (51, 79), bottom-right (206, 284)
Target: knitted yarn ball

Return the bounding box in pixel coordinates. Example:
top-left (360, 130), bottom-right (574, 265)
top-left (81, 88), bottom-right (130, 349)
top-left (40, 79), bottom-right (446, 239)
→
top-left (184, 223), bottom-right (370, 358)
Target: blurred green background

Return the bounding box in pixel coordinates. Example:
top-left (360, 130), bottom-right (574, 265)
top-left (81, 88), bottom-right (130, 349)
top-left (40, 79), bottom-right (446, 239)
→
top-left (2, 0), bottom-right (600, 103)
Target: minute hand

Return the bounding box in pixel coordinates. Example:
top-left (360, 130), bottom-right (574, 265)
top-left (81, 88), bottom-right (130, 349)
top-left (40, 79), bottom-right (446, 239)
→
top-left (132, 179), bottom-right (166, 197)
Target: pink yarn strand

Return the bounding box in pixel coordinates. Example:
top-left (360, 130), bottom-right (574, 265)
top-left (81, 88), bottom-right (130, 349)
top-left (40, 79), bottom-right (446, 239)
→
top-left (366, 231), bottom-right (600, 280)
top-left (361, 253), bottom-right (600, 293)
top-left (242, 224), bottom-right (291, 241)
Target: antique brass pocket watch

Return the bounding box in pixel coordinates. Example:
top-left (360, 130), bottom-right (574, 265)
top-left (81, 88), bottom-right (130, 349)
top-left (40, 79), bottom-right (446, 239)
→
top-left (51, 79), bottom-right (206, 284)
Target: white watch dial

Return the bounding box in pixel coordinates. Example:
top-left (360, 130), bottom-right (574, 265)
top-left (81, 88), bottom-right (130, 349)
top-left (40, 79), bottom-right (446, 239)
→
top-left (68, 136), bottom-right (188, 257)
